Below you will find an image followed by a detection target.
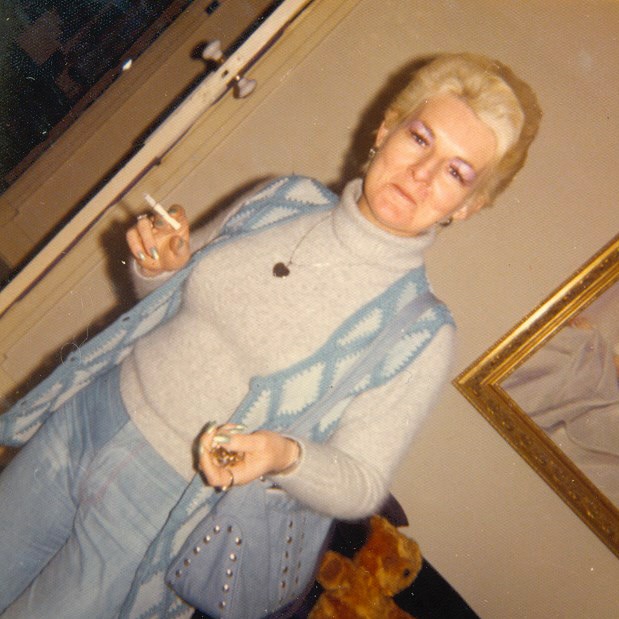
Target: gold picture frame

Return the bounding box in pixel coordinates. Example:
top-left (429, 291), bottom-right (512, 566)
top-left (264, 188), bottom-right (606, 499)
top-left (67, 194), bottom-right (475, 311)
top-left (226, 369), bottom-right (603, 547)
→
top-left (455, 233), bottom-right (619, 558)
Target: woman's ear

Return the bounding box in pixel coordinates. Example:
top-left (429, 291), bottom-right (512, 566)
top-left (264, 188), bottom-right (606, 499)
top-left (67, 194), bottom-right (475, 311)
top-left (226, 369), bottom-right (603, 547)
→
top-left (375, 121), bottom-right (390, 149)
top-left (452, 193), bottom-right (489, 221)
top-left (375, 109), bottom-right (400, 148)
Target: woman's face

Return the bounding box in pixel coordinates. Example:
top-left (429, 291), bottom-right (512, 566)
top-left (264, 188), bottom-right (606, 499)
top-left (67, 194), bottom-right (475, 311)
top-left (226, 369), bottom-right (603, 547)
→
top-left (358, 94), bottom-right (498, 237)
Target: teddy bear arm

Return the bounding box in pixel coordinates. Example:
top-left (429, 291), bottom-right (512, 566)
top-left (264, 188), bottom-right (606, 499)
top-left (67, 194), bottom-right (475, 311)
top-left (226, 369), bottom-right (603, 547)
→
top-left (309, 594), bottom-right (371, 619)
top-left (316, 550), bottom-right (355, 590)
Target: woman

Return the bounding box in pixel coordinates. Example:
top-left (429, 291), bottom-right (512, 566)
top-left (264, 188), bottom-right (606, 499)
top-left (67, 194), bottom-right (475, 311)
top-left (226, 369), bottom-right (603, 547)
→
top-left (0, 53), bottom-right (541, 617)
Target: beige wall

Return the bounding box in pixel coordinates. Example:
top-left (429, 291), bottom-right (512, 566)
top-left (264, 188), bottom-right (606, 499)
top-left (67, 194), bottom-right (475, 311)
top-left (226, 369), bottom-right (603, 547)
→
top-left (2, 0), bottom-right (619, 616)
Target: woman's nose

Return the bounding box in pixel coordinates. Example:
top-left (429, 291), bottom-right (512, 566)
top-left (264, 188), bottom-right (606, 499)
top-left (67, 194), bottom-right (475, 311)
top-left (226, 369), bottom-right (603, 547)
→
top-left (410, 156), bottom-right (438, 184)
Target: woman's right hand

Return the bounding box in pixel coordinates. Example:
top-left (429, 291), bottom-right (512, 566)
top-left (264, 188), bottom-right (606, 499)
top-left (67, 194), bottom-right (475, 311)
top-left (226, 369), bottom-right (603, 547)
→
top-left (126, 205), bottom-right (191, 276)
top-left (196, 424), bottom-right (301, 489)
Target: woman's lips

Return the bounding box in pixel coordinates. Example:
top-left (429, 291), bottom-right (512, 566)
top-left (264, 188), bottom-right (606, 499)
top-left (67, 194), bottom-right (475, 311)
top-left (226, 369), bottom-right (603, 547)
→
top-left (389, 182), bottom-right (417, 205)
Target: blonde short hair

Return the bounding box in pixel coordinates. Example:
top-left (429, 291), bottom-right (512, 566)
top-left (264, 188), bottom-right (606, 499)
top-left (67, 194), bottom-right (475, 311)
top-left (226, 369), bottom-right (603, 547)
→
top-left (384, 53), bottom-right (542, 205)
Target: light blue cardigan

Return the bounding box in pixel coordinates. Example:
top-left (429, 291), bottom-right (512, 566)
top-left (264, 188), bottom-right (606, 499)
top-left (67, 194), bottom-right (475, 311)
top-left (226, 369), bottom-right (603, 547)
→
top-left (0, 176), bottom-right (453, 616)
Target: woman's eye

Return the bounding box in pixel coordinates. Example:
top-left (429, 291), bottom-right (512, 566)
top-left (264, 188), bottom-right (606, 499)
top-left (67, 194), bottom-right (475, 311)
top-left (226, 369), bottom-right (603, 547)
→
top-left (448, 165), bottom-right (464, 184)
top-left (410, 131), bottom-right (428, 147)
top-left (449, 163), bottom-right (475, 186)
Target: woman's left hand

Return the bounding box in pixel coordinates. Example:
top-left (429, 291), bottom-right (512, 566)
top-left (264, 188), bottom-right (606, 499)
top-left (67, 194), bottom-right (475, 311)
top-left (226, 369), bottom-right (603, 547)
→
top-left (197, 424), bottom-right (300, 490)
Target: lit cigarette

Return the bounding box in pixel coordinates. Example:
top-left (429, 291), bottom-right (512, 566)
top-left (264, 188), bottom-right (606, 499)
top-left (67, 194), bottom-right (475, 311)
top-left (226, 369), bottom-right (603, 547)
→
top-left (144, 193), bottom-right (181, 230)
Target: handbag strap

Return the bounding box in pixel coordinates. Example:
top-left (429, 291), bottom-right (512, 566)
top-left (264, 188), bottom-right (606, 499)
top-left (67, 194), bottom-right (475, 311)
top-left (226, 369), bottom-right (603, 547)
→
top-left (290, 290), bottom-right (439, 436)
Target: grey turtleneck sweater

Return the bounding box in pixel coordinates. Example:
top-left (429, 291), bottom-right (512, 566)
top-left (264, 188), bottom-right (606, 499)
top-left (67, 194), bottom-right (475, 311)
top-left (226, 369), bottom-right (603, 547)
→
top-left (120, 179), bottom-right (455, 518)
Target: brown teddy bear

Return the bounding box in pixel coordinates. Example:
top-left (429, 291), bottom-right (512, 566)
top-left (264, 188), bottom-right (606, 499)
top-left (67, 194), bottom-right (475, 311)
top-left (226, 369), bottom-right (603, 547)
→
top-left (309, 514), bottom-right (422, 619)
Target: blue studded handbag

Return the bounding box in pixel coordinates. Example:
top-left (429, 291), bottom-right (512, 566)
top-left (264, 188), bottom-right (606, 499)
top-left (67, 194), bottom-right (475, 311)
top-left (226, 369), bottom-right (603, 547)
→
top-left (165, 292), bottom-right (438, 618)
top-left (166, 478), bottom-right (334, 618)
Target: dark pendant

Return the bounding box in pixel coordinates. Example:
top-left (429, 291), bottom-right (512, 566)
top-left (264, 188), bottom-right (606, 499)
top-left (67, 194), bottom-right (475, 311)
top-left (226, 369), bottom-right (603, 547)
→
top-left (272, 262), bottom-right (290, 278)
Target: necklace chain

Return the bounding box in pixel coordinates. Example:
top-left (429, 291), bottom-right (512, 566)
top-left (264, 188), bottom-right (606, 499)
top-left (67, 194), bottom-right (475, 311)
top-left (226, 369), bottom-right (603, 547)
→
top-left (272, 213), bottom-right (410, 277)
top-left (272, 215), bottom-right (331, 278)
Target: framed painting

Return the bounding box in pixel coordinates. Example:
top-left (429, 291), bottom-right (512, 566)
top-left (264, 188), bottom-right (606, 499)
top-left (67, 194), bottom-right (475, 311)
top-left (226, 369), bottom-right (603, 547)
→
top-left (455, 234), bottom-right (619, 558)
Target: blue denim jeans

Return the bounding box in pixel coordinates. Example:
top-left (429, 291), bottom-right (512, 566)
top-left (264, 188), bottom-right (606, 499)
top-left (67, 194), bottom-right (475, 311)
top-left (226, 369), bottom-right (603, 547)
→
top-left (0, 367), bottom-right (186, 618)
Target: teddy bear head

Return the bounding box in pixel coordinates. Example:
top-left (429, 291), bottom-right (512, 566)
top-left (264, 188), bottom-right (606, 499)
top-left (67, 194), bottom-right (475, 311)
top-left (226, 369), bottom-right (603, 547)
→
top-left (355, 515), bottom-right (423, 596)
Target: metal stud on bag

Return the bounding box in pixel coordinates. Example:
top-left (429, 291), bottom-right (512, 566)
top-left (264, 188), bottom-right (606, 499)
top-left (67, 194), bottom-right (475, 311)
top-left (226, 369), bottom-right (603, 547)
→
top-left (173, 520), bottom-right (243, 615)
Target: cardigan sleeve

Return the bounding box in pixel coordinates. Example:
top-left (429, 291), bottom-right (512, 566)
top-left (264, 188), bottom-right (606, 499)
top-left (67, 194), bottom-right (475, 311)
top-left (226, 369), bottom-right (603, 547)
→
top-left (271, 324), bottom-right (456, 519)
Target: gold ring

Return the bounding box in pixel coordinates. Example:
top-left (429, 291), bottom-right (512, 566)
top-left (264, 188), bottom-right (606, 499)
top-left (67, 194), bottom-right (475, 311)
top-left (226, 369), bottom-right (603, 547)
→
top-left (210, 445), bottom-right (245, 467)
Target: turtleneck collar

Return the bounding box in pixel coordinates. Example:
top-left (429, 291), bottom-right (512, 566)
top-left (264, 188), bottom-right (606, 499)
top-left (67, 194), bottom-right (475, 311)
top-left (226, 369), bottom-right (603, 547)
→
top-left (331, 178), bottom-right (435, 271)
